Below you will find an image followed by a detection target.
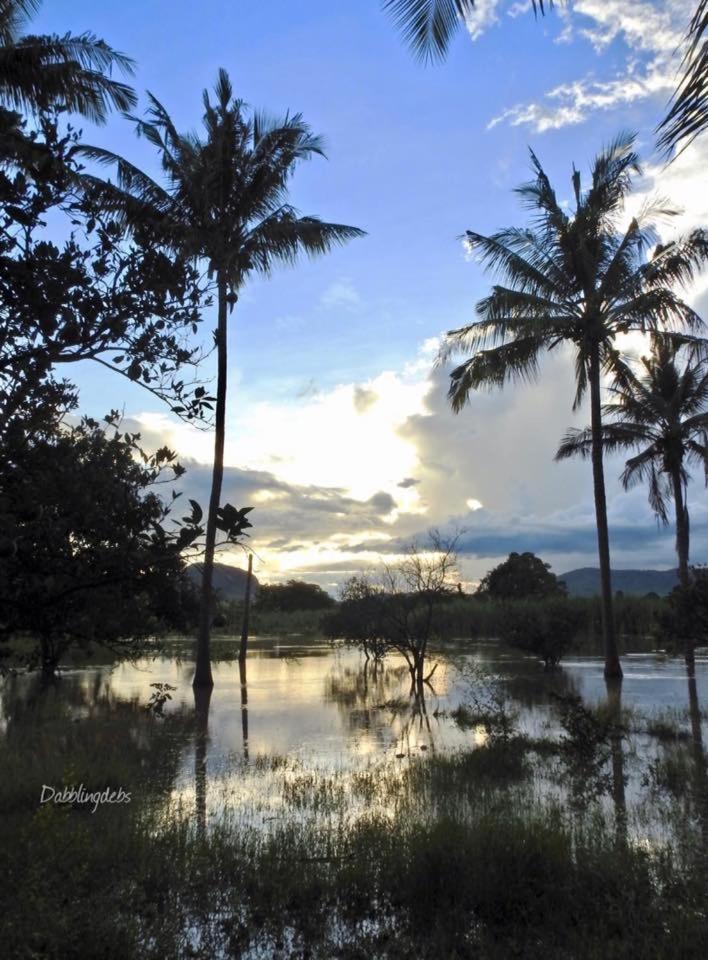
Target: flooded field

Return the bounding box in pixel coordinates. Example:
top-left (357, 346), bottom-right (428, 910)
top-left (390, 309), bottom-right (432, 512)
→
top-left (3, 637), bottom-right (706, 833)
top-left (3, 638), bottom-right (707, 958)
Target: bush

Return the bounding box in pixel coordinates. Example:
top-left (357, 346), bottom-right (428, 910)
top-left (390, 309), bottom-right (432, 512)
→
top-left (499, 598), bottom-right (586, 667)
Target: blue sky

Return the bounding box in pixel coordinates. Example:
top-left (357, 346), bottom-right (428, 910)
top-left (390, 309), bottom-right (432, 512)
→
top-left (33, 1), bottom-right (708, 587)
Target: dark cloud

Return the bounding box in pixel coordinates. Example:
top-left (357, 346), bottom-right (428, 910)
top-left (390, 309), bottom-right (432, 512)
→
top-left (397, 477), bottom-right (419, 488)
top-left (166, 460), bottom-right (399, 547)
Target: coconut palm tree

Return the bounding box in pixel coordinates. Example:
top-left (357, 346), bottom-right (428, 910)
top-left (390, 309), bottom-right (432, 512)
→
top-left (657, 1), bottom-right (708, 156)
top-left (383, 0), bottom-right (554, 62)
top-left (438, 134), bottom-right (708, 679)
top-left (0, 0), bottom-right (135, 123)
top-left (83, 70), bottom-right (364, 688)
top-left (556, 337), bottom-right (708, 597)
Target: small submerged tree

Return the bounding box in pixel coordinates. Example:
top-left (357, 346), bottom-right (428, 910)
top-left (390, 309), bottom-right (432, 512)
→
top-left (327, 532), bottom-right (460, 692)
top-left (84, 70), bottom-right (364, 688)
top-left (439, 134), bottom-right (708, 679)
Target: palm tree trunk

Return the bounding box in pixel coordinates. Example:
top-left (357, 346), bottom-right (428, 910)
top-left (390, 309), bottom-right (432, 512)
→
top-left (671, 467), bottom-right (690, 588)
top-left (671, 465), bottom-right (694, 668)
top-left (194, 272), bottom-right (229, 689)
top-left (589, 344), bottom-right (622, 679)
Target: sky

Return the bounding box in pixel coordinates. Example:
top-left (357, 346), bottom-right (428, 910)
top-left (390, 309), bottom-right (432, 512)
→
top-left (33, 0), bottom-right (708, 589)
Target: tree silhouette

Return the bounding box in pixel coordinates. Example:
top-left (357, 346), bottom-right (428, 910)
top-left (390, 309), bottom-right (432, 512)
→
top-left (83, 70), bottom-right (364, 687)
top-left (439, 134), bottom-right (708, 678)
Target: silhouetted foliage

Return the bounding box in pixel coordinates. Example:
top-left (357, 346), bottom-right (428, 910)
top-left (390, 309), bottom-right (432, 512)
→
top-left (0, 0), bottom-right (135, 125)
top-left (440, 134), bottom-right (708, 679)
top-left (499, 598), bottom-right (584, 668)
top-left (557, 336), bottom-right (708, 594)
top-left (0, 111), bottom-right (209, 439)
top-left (656, 567), bottom-right (708, 658)
top-left (383, 0), bottom-right (554, 63)
top-left (326, 531), bottom-right (460, 685)
top-left (83, 69), bottom-right (364, 686)
top-left (658, 1), bottom-right (708, 156)
top-left (0, 413), bottom-right (204, 675)
top-left (257, 579), bottom-right (334, 613)
top-left (477, 552), bottom-right (566, 602)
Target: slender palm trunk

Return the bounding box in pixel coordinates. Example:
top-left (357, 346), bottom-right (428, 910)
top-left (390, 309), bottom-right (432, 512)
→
top-left (671, 465), bottom-right (694, 667)
top-left (671, 467), bottom-right (690, 588)
top-left (589, 344), bottom-right (622, 679)
top-left (194, 273), bottom-right (229, 689)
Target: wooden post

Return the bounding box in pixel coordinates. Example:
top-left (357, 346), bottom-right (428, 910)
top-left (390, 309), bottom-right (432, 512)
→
top-left (239, 553), bottom-right (253, 663)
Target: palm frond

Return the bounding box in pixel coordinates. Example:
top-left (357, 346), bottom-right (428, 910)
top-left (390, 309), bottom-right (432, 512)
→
top-left (0, 31), bottom-right (135, 121)
top-left (447, 336), bottom-right (544, 411)
top-left (382, 0), bottom-right (554, 63)
top-left (657, 0), bottom-right (708, 156)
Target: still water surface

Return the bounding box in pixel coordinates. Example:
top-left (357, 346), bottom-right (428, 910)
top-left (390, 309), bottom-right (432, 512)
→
top-left (3, 637), bottom-right (706, 833)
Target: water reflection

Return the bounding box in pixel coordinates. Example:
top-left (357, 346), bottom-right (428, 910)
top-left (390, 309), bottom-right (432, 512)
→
top-left (238, 659), bottom-right (249, 762)
top-left (686, 661), bottom-right (708, 848)
top-left (1, 638), bottom-right (707, 843)
top-left (193, 685), bottom-right (212, 834)
top-left (605, 677), bottom-right (627, 845)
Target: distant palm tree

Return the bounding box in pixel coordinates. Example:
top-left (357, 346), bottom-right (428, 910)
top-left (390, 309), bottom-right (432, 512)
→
top-left (84, 70), bottom-right (364, 687)
top-left (657, 1), bottom-right (708, 157)
top-left (439, 134), bottom-right (708, 679)
top-left (383, 0), bottom-right (554, 62)
top-left (0, 0), bottom-right (135, 123)
top-left (557, 337), bottom-right (708, 597)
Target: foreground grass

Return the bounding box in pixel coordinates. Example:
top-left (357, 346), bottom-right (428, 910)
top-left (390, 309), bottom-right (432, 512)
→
top-left (2, 709), bottom-right (707, 959)
top-left (3, 790), bottom-right (706, 960)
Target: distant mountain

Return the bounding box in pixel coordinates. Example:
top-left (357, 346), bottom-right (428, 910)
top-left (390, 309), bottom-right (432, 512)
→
top-left (559, 567), bottom-right (678, 597)
top-left (186, 562), bottom-right (258, 601)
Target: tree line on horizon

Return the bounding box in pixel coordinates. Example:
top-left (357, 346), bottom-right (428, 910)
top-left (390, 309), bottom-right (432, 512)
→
top-left (0, 0), bottom-right (707, 684)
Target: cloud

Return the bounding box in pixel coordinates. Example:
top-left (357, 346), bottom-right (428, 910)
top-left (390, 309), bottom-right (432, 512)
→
top-left (120, 322), bottom-right (707, 589)
top-left (296, 378), bottom-right (321, 400)
top-left (487, 0), bottom-right (693, 132)
top-left (320, 277), bottom-right (361, 310)
top-left (488, 67), bottom-right (673, 133)
top-left (464, 0), bottom-right (504, 40)
top-left (353, 385), bottom-right (378, 413)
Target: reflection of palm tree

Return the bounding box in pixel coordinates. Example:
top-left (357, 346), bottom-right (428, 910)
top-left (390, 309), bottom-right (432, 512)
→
top-left (238, 659), bottom-right (249, 763)
top-left (193, 686), bottom-right (212, 834)
top-left (605, 677), bottom-right (627, 845)
top-left (686, 661), bottom-right (708, 847)
top-left (557, 338), bottom-right (708, 603)
top-left (84, 70), bottom-right (364, 690)
top-left (440, 135), bottom-right (708, 680)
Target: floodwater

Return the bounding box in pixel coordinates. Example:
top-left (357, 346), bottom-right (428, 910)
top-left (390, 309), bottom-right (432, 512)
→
top-left (2, 637), bottom-right (707, 836)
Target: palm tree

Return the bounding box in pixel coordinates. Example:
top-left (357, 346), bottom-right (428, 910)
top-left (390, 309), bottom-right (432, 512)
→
top-left (556, 336), bottom-right (708, 597)
top-left (84, 70), bottom-right (364, 688)
top-left (0, 0), bottom-right (135, 123)
top-left (657, 1), bottom-right (708, 156)
top-left (438, 134), bottom-right (708, 679)
top-left (382, 0), bottom-right (554, 62)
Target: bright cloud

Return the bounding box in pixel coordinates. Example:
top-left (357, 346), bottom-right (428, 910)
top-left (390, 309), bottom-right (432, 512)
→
top-left (487, 0), bottom-right (694, 132)
top-left (125, 325), bottom-right (707, 591)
